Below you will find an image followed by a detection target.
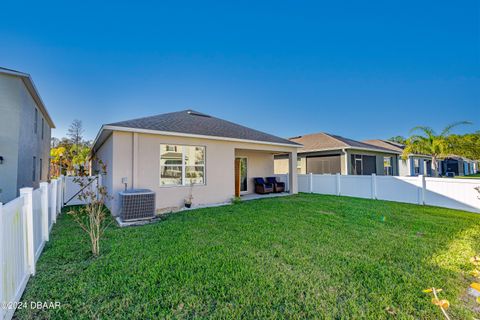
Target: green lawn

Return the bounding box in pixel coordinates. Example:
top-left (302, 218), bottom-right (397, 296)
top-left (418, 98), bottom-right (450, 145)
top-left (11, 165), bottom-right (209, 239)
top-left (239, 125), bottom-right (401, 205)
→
top-left (455, 173), bottom-right (480, 179)
top-left (16, 194), bottom-right (480, 319)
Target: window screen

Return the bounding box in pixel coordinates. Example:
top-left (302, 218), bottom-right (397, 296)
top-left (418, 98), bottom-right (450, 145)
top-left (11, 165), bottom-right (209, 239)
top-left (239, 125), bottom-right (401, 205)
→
top-left (306, 155), bottom-right (341, 174)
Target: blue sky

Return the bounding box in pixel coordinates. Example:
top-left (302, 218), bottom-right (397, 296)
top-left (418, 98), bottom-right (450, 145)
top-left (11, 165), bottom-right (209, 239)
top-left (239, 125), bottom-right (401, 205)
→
top-left (1, 0), bottom-right (479, 141)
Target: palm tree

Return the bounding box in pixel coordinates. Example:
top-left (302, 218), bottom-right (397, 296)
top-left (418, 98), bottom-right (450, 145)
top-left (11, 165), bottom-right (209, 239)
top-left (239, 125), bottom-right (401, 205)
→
top-left (403, 121), bottom-right (471, 176)
top-left (388, 136), bottom-right (407, 144)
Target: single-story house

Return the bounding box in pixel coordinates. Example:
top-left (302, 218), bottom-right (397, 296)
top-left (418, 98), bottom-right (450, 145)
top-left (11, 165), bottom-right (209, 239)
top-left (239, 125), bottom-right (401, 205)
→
top-left (363, 139), bottom-right (434, 176)
top-left (439, 156), bottom-right (477, 177)
top-left (91, 110), bottom-right (301, 215)
top-left (274, 132), bottom-right (400, 176)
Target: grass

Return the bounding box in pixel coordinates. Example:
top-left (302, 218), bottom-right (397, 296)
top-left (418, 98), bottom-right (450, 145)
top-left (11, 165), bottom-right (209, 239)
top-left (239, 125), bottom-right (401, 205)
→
top-left (455, 173), bottom-right (480, 179)
top-left (16, 194), bottom-right (480, 319)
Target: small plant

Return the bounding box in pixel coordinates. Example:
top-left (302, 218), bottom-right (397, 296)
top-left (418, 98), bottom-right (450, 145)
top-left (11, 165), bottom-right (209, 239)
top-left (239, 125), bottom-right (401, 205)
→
top-left (231, 196), bottom-right (242, 205)
top-left (184, 183), bottom-right (194, 208)
top-left (68, 158), bottom-right (111, 257)
top-left (423, 287), bottom-right (450, 320)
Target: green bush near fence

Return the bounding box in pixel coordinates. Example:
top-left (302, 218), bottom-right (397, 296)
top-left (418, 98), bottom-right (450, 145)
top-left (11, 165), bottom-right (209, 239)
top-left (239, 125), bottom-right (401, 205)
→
top-left (16, 193), bottom-right (480, 319)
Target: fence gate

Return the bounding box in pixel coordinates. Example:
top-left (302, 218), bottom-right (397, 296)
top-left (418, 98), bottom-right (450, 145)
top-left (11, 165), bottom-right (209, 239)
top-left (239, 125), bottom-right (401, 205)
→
top-left (63, 176), bottom-right (99, 206)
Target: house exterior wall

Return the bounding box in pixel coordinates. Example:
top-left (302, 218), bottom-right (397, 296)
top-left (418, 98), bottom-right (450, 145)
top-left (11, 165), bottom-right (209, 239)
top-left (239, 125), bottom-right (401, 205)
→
top-left (274, 158), bottom-right (289, 174)
top-left (234, 149), bottom-right (274, 194)
top-left (397, 155), bottom-right (434, 177)
top-left (345, 149), bottom-right (399, 176)
top-left (398, 158), bottom-right (410, 176)
top-left (16, 78), bottom-right (52, 190)
top-left (0, 74), bottom-right (21, 203)
top-left (274, 156), bottom-right (305, 174)
top-left (0, 74), bottom-right (52, 203)
top-left (96, 131), bottom-right (298, 215)
top-left (92, 133), bottom-right (114, 210)
top-left (279, 149), bottom-right (399, 176)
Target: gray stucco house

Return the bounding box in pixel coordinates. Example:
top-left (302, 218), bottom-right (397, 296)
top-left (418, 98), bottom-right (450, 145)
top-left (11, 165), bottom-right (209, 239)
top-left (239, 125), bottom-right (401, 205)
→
top-left (0, 67), bottom-right (55, 203)
top-left (363, 139), bottom-right (434, 176)
top-left (275, 132), bottom-right (400, 176)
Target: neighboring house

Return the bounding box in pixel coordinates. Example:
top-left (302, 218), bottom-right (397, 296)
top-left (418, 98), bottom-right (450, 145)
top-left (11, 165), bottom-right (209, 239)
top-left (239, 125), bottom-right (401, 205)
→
top-left (91, 109), bottom-right (301, 215)
top-left (439, 156), bottom-right (477, 177)
top-left (0, 67), bottom-right (54, 203)
top-left (274, 132), bottom-right (400, 176)
top-left (363, 139), bottom-right (434, 176)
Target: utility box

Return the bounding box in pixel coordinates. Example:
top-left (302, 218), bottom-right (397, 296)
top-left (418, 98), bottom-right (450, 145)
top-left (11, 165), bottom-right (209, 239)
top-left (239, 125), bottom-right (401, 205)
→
top-left (119, 189), bottom-right (155, 221)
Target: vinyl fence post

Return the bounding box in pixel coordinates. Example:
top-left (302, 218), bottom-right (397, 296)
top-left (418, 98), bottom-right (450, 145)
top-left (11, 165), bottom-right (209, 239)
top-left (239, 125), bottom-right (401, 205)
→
top-left (52, 179), bottom-right (57, 223)
top-left (61, 175), bottom-right (65, 208)
top-left (371, 173), bottom-right (377, 200)
top-left (58, 176), bottom-right (64, 211)
top-left (20, 187), bottom-right (35, 276)
top-left (40, 182), bottom-right (49, 242)
top-left (336, 173), bottom-right (341, 196)
top-left (419, 175), bottom-right (426, 205)
top-left (56, 178), bottom-right (62, 213)
top-left (309, 173), bottom-right (313, 193)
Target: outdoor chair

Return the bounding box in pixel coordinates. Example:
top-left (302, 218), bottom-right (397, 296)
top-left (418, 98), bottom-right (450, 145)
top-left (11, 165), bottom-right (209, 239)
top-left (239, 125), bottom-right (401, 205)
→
top-left (266, 177), bottom-right (285, 193)
top-left (254, 177), bottom-right (274, 194)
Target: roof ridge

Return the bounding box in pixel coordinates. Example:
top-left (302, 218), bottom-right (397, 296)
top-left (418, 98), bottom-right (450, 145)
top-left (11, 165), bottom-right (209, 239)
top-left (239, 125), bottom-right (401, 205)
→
top-left (102, 109), bottom-right (301, 147)
top-left (323, 132), bottom-right (356, 148)
top-left (290, 131), bottom-right (350, 147)
top-left (108, 109), bottom-right (190, 126)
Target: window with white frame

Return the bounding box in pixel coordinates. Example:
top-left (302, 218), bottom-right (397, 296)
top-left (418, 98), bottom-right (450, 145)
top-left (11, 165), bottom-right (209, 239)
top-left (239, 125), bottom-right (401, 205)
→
top-left (160, 144), bottom-right (205, 186)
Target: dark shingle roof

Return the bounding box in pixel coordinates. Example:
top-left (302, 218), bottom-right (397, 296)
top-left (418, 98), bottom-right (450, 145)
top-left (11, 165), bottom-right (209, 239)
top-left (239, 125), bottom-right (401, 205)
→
top-left (290, 132), bottom-right (400, 153)
top-left (107, 110), bottom-right (300, 146)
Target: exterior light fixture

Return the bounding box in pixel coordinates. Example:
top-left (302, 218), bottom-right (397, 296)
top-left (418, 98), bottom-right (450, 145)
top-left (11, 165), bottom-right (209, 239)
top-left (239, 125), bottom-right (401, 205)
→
top-left (0, 156), bottom-right (3, 164)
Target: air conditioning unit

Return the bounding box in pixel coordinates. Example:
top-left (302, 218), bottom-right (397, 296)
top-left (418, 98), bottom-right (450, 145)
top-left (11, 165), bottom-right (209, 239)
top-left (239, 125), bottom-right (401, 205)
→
top-left (119, 189), bottom-right (156, 221)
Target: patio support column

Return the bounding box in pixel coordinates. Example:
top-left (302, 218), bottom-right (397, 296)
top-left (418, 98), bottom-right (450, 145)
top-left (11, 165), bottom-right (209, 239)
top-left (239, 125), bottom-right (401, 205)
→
top-left (288, 151), bottom-right (298, 194)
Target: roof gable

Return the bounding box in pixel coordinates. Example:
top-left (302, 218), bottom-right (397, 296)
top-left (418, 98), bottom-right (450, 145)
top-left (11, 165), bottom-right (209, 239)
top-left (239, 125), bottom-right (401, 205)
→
top-left (291, 132), bottom-right (399, 153)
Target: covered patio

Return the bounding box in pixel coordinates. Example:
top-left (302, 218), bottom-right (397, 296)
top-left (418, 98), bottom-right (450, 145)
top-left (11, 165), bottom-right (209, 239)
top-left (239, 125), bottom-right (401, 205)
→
top-left (234, 147), bottom-right (297, 198)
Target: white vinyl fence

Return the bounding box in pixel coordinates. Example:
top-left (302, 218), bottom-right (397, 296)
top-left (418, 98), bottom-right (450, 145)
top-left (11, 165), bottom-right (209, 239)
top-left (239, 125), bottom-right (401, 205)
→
top-left (63, 176), bottom-right (100, 206)
top-left (299, 173), bottom-right (480, 213)
top-left (0, 177), bottom-right (64, 320)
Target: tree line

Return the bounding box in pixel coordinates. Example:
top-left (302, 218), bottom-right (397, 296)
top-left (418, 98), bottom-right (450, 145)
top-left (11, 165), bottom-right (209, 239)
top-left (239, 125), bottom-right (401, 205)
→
top-left (50, 119), bottom-right (91, 177)
top-left (388, 121), bottom-right (479, 176)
